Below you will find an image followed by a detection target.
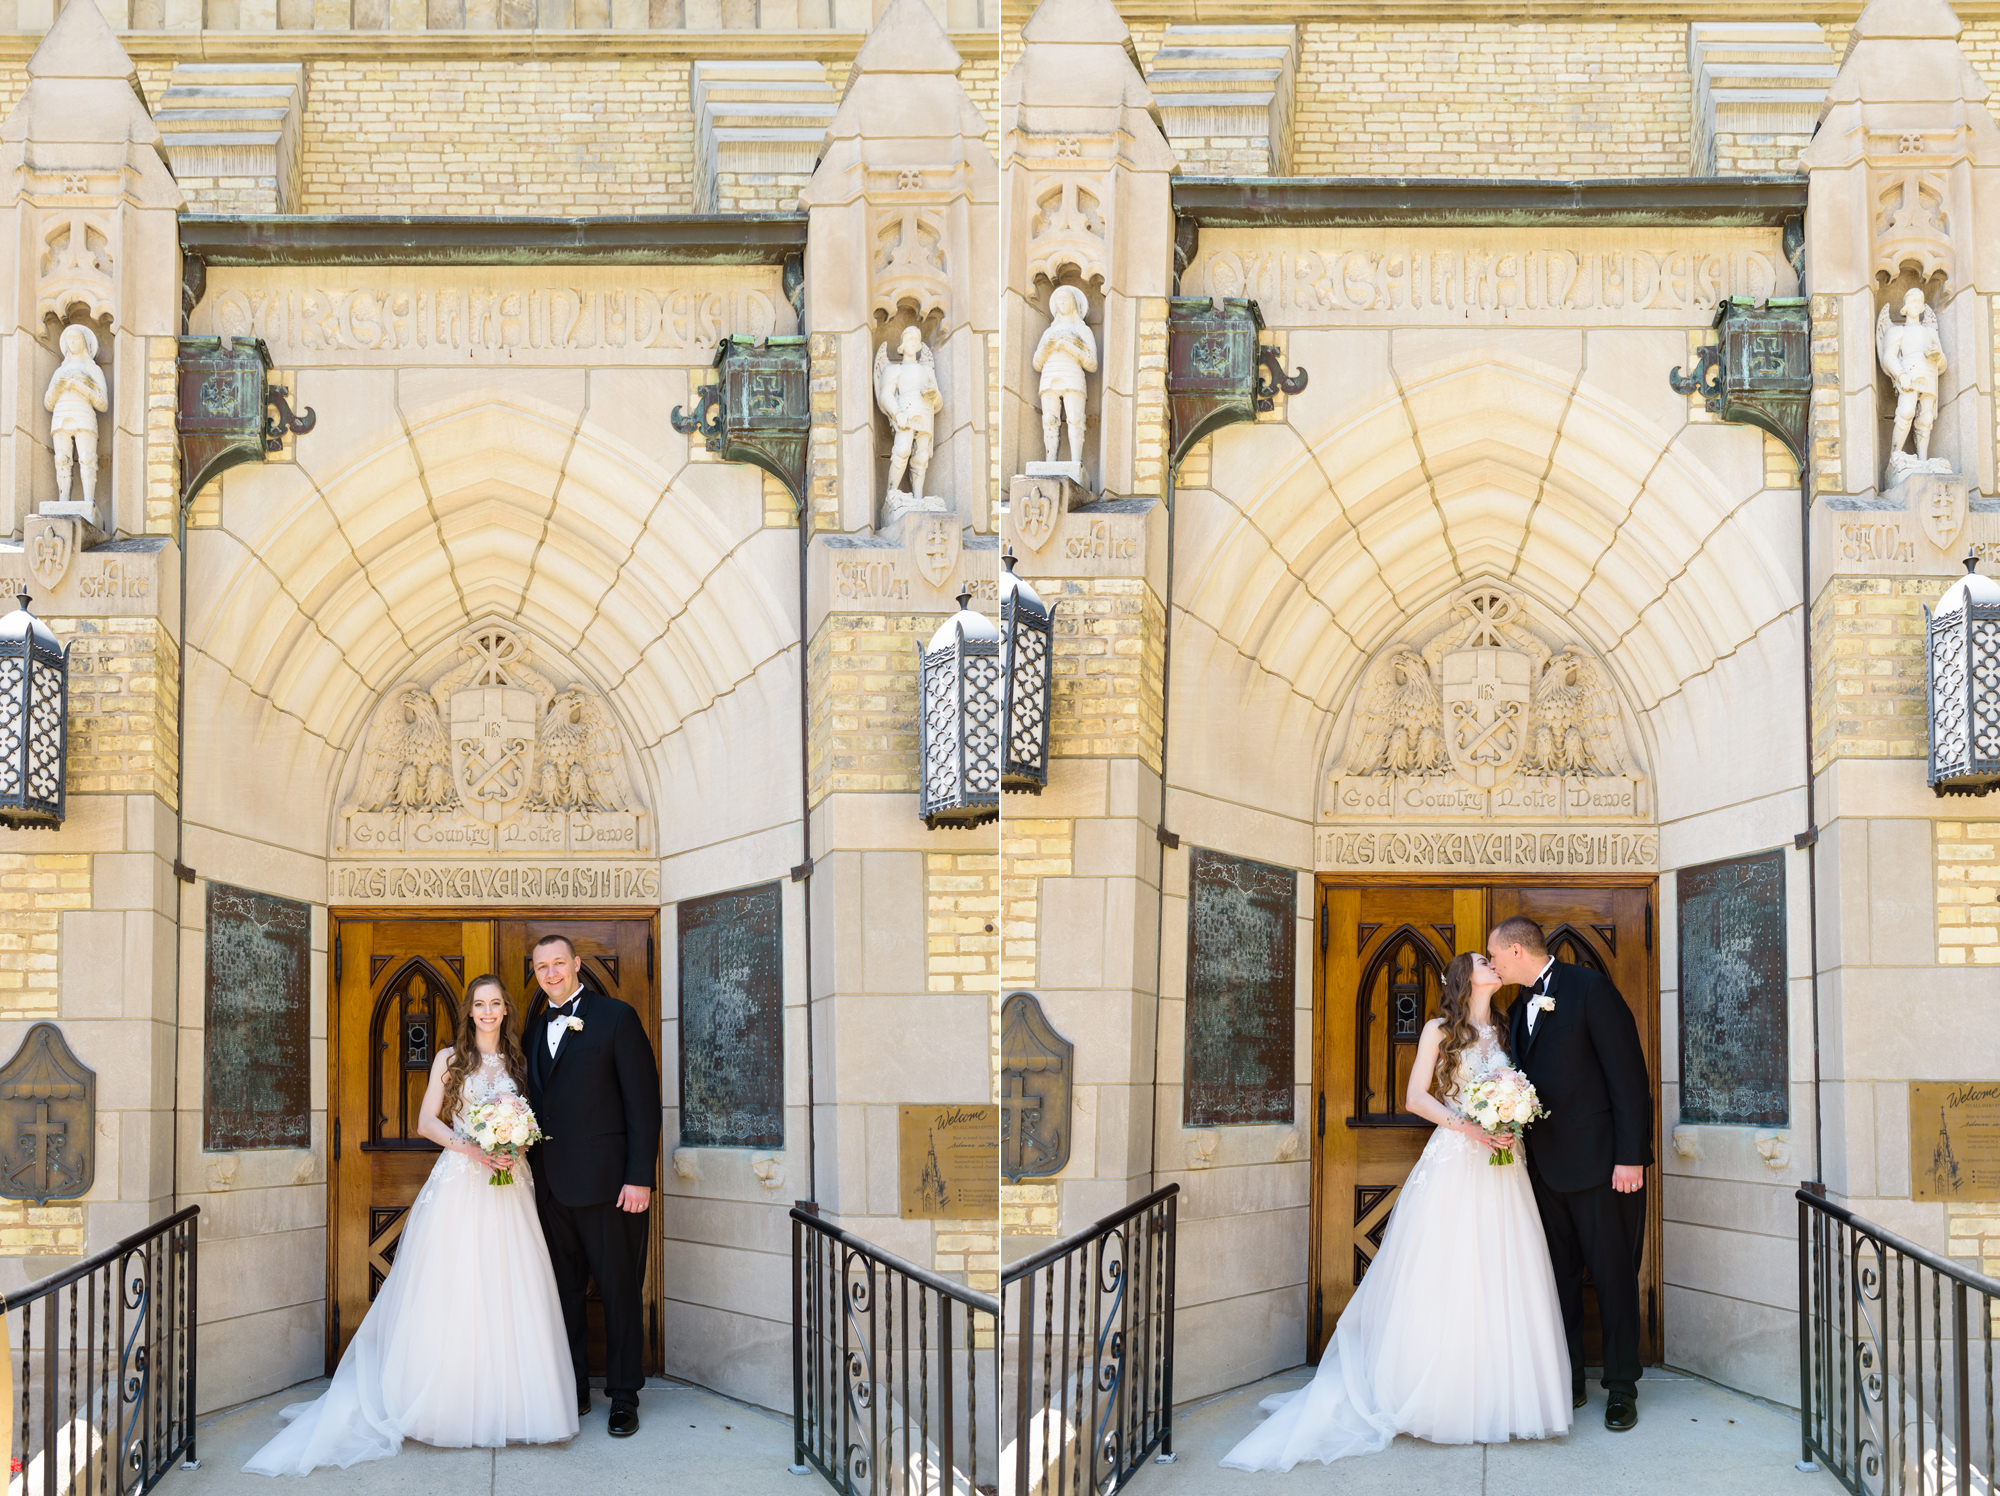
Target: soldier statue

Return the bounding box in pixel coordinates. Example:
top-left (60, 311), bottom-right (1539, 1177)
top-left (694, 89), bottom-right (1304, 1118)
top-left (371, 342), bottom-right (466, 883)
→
top-left (1876, 286), bottom-right (1951, 480)
top-left (43, 325), bottom-right (107, 510)
top-left (873, 325), bottom-right (943, 511)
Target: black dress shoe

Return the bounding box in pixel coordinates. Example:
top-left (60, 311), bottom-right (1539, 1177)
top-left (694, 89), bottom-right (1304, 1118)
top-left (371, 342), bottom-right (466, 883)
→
top-left (608, 1406), bottom-right (639, 1438)
top-left (577, 1389), bottom-right (591, 1417)
top-left (1572, 1377), bottom-right (1587, 1410)
top-left (1605, 1390), bottom-right (1637, 1432)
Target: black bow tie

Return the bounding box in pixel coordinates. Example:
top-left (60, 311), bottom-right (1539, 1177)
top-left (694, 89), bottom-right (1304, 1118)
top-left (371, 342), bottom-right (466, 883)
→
top-left (1528, 972), bottom-right (1551, 996)
top-left (546, 999), bottom-right (579, 1022)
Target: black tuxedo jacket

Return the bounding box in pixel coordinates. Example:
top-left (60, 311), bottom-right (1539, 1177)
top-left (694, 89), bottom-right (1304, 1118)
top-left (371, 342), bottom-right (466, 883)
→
top-left (524, 985), bottom-right (662, 1209)
top-left (1507, 959), bottom-right (1653, 1194)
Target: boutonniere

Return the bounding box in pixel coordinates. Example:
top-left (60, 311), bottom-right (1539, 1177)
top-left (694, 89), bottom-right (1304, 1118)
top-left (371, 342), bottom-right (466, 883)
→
top-left (1533, 995), bottom-right (1556, 1014)
top-left (562, 1016), bottom-right (584, 1032)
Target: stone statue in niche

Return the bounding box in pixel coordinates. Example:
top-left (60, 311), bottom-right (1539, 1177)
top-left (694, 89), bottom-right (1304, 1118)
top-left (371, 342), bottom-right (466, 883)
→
top-left (44, 325), bottom-right (107, 511)
top-left (1877, 286), bottom-right (1952, 482)
top-left (873, 325), bottom-right (944, 520)
top-left (1029, 285), bottom-right (1096, 483)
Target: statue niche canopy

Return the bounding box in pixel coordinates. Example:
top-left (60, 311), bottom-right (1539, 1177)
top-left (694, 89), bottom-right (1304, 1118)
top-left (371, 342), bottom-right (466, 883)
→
top-left (334, 625), bottom-right (651, 859)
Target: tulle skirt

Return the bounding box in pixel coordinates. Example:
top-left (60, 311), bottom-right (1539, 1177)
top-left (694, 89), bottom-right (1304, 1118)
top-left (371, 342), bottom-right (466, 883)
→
top-left (1220, 1126), bottom-right (1572, 1471)
top-left (244, 1151), bottom-right (579, 1475)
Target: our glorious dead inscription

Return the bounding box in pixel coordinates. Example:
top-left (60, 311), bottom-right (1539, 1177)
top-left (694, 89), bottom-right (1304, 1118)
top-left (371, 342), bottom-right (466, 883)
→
top-left (678, 883), bottom-right (784, 1151)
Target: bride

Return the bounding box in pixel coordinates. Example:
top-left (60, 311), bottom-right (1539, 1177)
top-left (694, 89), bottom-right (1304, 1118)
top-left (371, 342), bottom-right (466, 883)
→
top-left (245, 974), bottom-right (578, 1475)
top-left (1221, 951), bottom-right (1572, 1472)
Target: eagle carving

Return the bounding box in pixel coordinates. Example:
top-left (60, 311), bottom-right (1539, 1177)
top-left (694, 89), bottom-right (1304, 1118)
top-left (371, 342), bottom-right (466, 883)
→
top-left (348, 688), bottom-right (460, 813)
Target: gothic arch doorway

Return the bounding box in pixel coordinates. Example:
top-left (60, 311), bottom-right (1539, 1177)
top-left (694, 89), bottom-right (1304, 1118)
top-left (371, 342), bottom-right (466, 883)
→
top-left (1309, 877), bottom-right (1661, 1368)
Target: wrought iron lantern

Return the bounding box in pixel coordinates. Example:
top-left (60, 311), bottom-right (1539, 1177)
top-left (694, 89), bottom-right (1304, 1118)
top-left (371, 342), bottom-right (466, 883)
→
top-left (176, 336), bottom-right (316, 509)
top-left (669, 335), bottom-right (811, 508)
top-left (1926, 555), bottom-right (2000, 796)
top-left (917, 588), bottom-right (1001, 830)
top-left (0, 591), bottom-right (67, 830)
top-left (1668, 297), bottom-right (1812, 465)
top-left (999, 547), bottom-right (1053, 794)
top-left (1165, 296), bottom-right (1307, 471)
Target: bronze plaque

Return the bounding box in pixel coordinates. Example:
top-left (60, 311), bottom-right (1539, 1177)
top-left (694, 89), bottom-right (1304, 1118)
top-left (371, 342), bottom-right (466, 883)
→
top-left (677, 881), bottom-right (784, 1150)
top-left (0, 1024), bottom-right (94, 1204)
top-left (1184, 846), bottom-right (1297, 1127)
top-left (899, 1104), bottom-right (998, 1220)
top-left (1001, 991), bottom-right (1072, 1181)
top-left (1676, 849), bottom-right (1788, 1126)
top-left (204, 882), bottom-right (312, 1150)
top-left (1911, 1082), bottom-right (2000, 1203)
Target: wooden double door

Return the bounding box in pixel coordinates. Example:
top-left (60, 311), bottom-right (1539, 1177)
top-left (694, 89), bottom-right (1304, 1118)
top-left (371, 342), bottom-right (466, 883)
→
top-left (327, 910), bottom-right (660, 1374)
top-left (1309, 880), bottom-right (1661, 1366)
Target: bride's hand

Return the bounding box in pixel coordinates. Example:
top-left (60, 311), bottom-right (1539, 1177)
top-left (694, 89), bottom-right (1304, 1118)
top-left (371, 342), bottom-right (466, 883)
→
top-left (1458, 1123), bottom-right (1512, 1150)
top-left (476, 1152), bottom-right (512, 1173)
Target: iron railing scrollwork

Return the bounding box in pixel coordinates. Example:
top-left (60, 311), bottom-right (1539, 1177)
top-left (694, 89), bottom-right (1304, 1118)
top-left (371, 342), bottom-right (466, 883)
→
top-left (7, 1204), bottom-right (199, 1496)
top-left (791, 1206), bottom-right (999, 1496)
top-left (1799, 1188), bottom-right (1997, 1495)
top-left (1003, 1185), bottom-right (1177, 1496)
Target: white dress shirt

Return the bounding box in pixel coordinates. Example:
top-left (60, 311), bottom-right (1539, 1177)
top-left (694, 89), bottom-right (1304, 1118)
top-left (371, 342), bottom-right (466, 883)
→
top-left (1524, 956), bottom-right (1556, 1034)
top-left (545, 984), bottom-right (583, 1058)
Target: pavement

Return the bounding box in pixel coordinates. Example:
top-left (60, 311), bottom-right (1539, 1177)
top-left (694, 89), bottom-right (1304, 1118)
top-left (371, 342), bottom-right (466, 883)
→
top-left (165, 1377), bottom-right (810, 1494)
top-left (1139, 1365), bottom-right (1853, 1496)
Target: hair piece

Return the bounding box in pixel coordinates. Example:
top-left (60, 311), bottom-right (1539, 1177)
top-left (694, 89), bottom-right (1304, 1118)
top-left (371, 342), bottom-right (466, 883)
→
top-left (439, 973), bottom-right (529, 1126)
top-left (1490, 914), bottom-right (1548, 958)
top-left (1430, 952), bottom-right (1507, 1105)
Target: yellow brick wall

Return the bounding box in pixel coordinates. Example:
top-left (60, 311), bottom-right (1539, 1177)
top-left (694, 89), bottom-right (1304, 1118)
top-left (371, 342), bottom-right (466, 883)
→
top-left (806, 611), bottom-right (921, 804)
top-left (1000, 813), bottom-right (1069, 990)
top-left (925, 848), bottom-right (998, 993)
top-left (59, 618), bottom-right (179, 805)
top-left (1811, 293), bottom-right (1842, 494)
top-left (1946, 1202), bottom-right (2000, 1330)
top-left (1936, 821), bottom-right (2000, 966)
top-left (1809, 577), bottom-right (1945, 773)
top-left (0, 1201), bottom-right (84, 1258)
top-left (0, 853), bottom-right (90, 1022)
top-left (932, 1220), bottom-right (999, 1299)
top-left (146, 337), bottom-right (180, 537)
top-left (807, 333), bottom-right (839, 533)
top-left (1000, 1178), bottom-right (1058, 1234)
top-left (1048, 576), bottom-right (1164, 773)
top-left (1132, 296), bottom-right (1166, 498)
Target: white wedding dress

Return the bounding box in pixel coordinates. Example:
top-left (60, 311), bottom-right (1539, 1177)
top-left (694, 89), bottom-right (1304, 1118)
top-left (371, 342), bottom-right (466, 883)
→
top-left (245, 1052), bottom-right (579, 1475)
top-left (1221, 1024), bottom-right (1572, 1471)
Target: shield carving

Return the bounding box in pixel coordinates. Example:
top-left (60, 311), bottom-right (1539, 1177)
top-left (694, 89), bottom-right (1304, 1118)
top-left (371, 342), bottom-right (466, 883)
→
top-left (1919, 477), bottom-right (1967, 553)
top-left (25, 516), bottom-right (73, 593)
top-left (449, 684), bottom-right (539, 824)
top-left (1011, 479), bottom-right (1062, 553)
top-left (914, 515), bottom-right (961, 589)
top-left (1441, 646), bottom-right (1531, 788)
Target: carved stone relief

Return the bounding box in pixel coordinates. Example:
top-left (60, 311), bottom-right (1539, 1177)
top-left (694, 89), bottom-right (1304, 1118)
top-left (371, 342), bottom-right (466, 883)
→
top-left (35, 211), bottom-right (114, 325)
top-left (871, 201), bottom-right (951, 324)
top-left (1323, 584), bottom-right (1648, 828)
top-left (334, 625), bottom-right (650, 860)
top-left (1023, 165), bottom-right (1108, 289)
top-left (1873, 169), bottom-right (1953, 286)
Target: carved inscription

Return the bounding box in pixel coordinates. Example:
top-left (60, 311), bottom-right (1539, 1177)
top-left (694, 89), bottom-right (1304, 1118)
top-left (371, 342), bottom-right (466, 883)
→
top-left (1317, 826), bottom-right (1660, 871)
top-left (678, 882), bottom-right (784, 1150)
top-left (833, 558), bottom-right (910, 602)
top-left (331, 862), bottom-right (660, 904)
top-left (1064, 519), bottom-right (1138, 562)
top-left (1839, 522), bottom-right (1917, 564)
top-left (204, 883), bottom-right (312, 1151)
top-left (1185, 847), bottom-right (1297, 1127)
top-left (1196, 232), bottom-right (1787, 326)
top-left (1677, 849), bottom-right (1789, 1127)
top-left (195, 269), bottom-right (788, 365)
top-left (74, 561), bottom-right (151, 599)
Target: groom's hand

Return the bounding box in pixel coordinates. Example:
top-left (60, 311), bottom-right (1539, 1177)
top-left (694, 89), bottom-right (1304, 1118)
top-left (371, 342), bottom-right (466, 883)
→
top-left (1612, 1165), bottom-right (1645, 1194)
top-left (616, 1185), bottom-right (652, 1213)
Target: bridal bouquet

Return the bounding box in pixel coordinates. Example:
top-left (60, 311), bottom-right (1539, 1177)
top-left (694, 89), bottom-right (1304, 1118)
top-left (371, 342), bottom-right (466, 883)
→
top-left (1460, 1069), bottom-right (1546, 1167)
top-left (463, 1093), bottom-right (543, 1187)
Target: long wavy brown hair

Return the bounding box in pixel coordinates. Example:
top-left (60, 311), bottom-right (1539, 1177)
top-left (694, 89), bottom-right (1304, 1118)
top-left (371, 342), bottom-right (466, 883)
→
top-left (439, 973), bottom-right (529, 1124)
top-left (1429, 952), bottom-right (1509, 1104)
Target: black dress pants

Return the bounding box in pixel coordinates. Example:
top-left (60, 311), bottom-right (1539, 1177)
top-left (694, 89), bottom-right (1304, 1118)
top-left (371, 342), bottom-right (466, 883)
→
top-left (537, 1192), bottom-right (650, 1406)
top-left (1529, 1166), bottom-right (1646, 1397)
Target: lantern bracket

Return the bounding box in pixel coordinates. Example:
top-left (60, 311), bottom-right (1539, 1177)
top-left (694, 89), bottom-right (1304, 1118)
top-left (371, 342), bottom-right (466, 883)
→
top-left (1667, 343), bottom-right (1723, 406)
top-left (669, 382), bottom-right (725, 445)
top-left (1254, 346), bottom-right (1308, 412)
top-left (1665, 298), bottom-right (1811, 467)
top-left (264, 384), bottom-right (317, 452)
top-left (667, 337), bottom-right (811, 510)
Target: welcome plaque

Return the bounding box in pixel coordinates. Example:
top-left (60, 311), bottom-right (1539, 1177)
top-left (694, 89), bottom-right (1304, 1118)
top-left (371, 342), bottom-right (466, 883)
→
top-left (1911, 1082), bottom-right (2000, 1203)
top-left (898, 1104), bottom-right (998, 1221)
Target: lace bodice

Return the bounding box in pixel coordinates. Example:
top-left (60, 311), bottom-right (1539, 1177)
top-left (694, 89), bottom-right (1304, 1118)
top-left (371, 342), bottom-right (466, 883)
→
top-left (422, 1052), bottom-right (528, 1196)
top-left (1444, 1026), bottom-right (1509, 1105)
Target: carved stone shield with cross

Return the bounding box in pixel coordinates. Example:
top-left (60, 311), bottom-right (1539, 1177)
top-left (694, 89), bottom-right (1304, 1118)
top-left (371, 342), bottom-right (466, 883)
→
top-left (449, 684), bottom-right (539, 824)
top-left (1441, 645), bottom-right (1531, 788)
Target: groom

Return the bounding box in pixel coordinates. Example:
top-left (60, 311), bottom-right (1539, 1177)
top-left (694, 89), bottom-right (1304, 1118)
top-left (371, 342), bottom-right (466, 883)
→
top-left (1488, 916), bottom-right (1652, 1433)
top-left (524, 933), bottom-right (661, 1438)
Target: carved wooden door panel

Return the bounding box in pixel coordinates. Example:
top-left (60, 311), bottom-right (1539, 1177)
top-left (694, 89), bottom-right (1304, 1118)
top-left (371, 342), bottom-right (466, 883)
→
top-left (1310, 881), bottom-right (1657, 1365)
top-left (328, 918), bottom-right (493, 1366)
top-left (1489, 885), bottom-right (1661, 1365)
top-left (328, 913), bottom-right (660, 1375)
top-left (499, 916), bottom-right (661, 1377)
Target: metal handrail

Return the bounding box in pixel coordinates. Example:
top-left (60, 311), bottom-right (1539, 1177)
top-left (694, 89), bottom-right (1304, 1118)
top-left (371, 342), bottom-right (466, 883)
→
top-left (5, 1203), bottom-right (200, 1496)
top-left (789, 1206), bottom-right (998, 1496)
top-left (1798, 1187), bottom-right (1997, 1496)
top-left (1001, 1185), bottom-right (1179, 1287)
top-left (1004, 1184), bottom-right (1179, 1496)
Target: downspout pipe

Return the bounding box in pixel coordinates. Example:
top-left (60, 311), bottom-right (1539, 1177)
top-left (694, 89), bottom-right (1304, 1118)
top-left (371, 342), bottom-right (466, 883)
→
top-left (795, 483), bottom-right (818, 1207)
top-left (1147, 462), bottom-right (1178, 1196)
top-left (1799, 458), bottom-right (1826, 1194)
